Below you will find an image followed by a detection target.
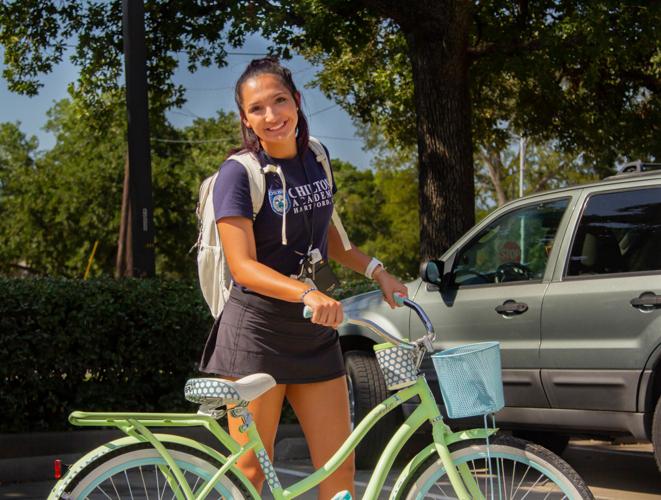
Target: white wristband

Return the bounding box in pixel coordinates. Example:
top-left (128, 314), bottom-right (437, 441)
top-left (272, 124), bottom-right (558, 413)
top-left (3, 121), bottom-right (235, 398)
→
top-left (365, 257), bottom-right (384, 280)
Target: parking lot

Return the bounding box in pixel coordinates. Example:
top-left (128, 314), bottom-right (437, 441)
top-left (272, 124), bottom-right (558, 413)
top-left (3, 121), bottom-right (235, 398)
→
top-left (1, 436), bottom-right (658, 499)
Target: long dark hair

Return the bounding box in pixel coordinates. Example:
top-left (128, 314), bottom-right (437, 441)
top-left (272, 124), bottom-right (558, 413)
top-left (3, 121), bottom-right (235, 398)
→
top-left (232, 57), bottom-right (309, 157)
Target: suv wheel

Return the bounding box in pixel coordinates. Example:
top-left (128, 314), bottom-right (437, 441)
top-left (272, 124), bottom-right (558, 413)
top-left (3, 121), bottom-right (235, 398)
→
top-left (512, 430), bottom-right (570, 456)
top-left (653, 395), bottom-right (661, 472)
top-left (344, 350), bottom-right (401, 469)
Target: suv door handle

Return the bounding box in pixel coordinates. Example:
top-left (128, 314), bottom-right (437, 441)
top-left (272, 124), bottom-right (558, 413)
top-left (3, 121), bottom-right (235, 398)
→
top-left (495, 300), bottom-right (529, 316)
top-left (630, 292), bottom-right (661, 310)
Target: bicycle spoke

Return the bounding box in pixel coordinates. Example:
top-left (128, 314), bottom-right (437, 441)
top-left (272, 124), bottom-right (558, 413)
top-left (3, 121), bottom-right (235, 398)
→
top-left (159, 466), bottom-right (170, 499)
top-left (108, 476), bottom-right (121, 499)
top-left (124, 469), bottom-right (135, 500)
top-left (432, 478), bottom-right (452, 499)
top-left (499, 456), bottom-right (507, 499)
top-left (170, 470), bottom-right (187, 500)
top-left (510, 459), bottom-right (517, 498)
top-left (190, 475), bottom-right (202, 496)
top-left (519, 471), bottom-right (551, 500)
top-left (512, 463), bottom-right (531, 497)
top-left (155, 465), bottom-right (161, 500)
top-left (91, 485), bottom-right (113, 500)
top-left (496, 455), bottom-right (504, 499)
top-left (140, 466), bottom-right (150, 500)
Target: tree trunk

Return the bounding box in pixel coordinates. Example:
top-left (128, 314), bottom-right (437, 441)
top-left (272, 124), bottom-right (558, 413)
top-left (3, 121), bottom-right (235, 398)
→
top-left (116, 154), bottom-right (133, 277)
top-left (401, 2), bottom-right (475, 260)
top-left (480, 146), bottom-right (508, 207)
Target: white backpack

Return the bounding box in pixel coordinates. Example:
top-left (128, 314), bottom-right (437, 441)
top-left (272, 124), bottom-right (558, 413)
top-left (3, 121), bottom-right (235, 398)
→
top-left (196, 137), bottom-right (351, 318)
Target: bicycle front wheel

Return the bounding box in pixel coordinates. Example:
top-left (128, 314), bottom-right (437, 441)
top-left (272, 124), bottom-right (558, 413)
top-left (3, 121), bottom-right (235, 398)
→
top-left (400, 435), bottom-right (593, 499)
top-left (57, 442), bottom-right (254, 499)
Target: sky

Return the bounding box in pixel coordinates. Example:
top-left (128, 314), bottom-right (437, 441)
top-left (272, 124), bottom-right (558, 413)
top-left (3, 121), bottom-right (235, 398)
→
top-left (0, 35), bottom-right (374, 168)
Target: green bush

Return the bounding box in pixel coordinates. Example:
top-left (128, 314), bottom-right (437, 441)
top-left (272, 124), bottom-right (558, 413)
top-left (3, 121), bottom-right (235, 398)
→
top-left (0, 278), bottom-right (213, 432)
top-left (0, 277), bottom-right (379, 433)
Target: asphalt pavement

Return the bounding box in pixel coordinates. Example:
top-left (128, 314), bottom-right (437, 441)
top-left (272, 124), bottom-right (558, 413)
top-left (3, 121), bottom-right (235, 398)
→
top-left (1, 430), bottom-right (659, 499)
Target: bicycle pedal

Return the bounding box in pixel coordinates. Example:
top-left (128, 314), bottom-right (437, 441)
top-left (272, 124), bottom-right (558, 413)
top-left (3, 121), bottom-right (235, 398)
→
top-left (330, 490), bottom-right (352, 500)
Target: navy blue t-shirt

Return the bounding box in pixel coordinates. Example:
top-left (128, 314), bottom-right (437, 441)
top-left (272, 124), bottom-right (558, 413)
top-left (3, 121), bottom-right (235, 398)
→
top-left (213, 146), bottom-right (336, 288)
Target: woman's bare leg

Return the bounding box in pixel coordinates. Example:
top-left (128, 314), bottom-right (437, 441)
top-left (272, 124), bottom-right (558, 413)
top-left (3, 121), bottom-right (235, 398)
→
top-left (287, 376), bottom-right (355, 499)
top-left (227, 382), bottom-right (287, 493)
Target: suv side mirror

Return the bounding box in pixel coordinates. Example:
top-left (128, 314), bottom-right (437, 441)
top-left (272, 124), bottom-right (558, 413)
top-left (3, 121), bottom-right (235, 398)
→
top-left (420, 260), bottom-right (444, 289)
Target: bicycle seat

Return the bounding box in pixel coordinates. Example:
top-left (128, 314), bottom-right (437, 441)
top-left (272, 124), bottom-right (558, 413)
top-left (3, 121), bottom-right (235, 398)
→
top-left (184, 373), bottom-right (276, 405)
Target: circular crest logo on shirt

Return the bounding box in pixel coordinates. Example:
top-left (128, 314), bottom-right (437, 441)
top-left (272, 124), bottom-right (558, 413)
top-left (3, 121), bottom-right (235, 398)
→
top-left (268, 188), bottom-right (291, 215)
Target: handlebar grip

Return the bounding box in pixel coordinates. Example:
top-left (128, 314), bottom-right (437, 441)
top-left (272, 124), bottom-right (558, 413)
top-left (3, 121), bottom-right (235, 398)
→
top-left (305, 293), bottom-right (407, 319)
top-left (303, 305), bottom-right (348, 327)
top-left (393, 292), bottom-right (406, 306)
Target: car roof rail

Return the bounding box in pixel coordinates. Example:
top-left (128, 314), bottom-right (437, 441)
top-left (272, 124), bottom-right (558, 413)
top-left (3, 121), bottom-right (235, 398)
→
top-left (617, 160), bottom-right (661, 174)
top-left (602, 160), bottom-right (661, 181)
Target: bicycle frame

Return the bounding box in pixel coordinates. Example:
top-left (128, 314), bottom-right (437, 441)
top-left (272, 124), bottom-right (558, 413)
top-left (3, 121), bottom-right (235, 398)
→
top-left (57, 375), bottom-right (496, 500)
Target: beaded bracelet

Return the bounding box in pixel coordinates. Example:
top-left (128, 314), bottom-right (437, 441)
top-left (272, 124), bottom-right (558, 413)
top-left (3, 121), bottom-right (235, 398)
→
top-left (300, 287), bottom-right (318, 301)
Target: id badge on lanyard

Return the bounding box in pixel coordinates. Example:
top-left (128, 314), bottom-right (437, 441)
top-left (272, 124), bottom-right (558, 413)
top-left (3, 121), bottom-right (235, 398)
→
top-left (292, 246), bottom-right (340, 294)
top-left (287, 156), bottom-right (340, 293)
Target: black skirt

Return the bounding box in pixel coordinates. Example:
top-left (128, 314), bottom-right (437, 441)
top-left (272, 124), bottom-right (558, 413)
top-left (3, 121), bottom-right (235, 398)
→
top-left (199, 288), bottom-right (346, 384)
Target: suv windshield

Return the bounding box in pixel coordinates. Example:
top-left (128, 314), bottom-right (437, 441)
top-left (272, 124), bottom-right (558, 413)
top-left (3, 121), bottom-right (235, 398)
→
top-left (453, 198), bottom-right (570, 286)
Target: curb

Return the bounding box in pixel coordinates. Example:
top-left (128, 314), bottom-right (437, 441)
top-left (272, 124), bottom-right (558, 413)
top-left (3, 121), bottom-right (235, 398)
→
top-left (0, 424), bottom-right (304, 483)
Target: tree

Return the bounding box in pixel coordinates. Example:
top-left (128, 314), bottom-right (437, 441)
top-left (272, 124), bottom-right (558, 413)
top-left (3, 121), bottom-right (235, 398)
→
top-left (475, 137), bottom-right (600, 219)
top-left (0, 94), bottom-right (242, 277)
top-left (1, 1), bottom-right (658, 260)
top-left (0, 122), bottom-right (39, 274)
top-left (299, 1), bottom-right (659, 250)
top-left (331, 159), bottom-right (385, 248)
top-left (354, 122), bottom-right (420, 279)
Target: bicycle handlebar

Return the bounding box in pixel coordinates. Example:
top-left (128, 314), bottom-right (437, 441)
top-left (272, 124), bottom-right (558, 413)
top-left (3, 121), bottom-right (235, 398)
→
top-left (303, 293), bottom-right (436, 351)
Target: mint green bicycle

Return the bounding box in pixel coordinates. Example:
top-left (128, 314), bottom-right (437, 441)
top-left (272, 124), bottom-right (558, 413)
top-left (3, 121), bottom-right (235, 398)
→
top-left (49, 295), bottom-right (593, 499)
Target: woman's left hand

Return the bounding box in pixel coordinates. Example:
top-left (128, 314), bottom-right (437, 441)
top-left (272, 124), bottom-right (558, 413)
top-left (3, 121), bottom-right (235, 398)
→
top-left (373, 267), bottom-right (408, 308)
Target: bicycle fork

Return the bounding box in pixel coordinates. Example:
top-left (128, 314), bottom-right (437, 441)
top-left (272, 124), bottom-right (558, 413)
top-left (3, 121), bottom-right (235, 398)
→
top-left (421, 388), bottom-right (484, 500)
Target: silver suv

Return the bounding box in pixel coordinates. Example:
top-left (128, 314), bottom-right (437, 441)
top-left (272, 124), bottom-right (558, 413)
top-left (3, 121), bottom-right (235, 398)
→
top-left (339, 168), bottom-right (661, 469)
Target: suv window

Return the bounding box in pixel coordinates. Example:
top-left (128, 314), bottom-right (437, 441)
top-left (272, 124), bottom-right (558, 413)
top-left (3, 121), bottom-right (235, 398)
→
top-left (453, 198), bottom-right (569, 286)
top-left (567, 187), bottom-right (661, 276)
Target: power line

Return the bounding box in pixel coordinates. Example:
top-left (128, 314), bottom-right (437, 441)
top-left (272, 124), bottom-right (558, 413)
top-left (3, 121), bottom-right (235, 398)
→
top-left (151, 137), bottom-right (226, 144)
top-left (225, 52), bottom-right (269, 56)
top-left (312, 135), bottom-right (362, 142)
top-left (152, 134), bottom-right (362, 144)
top-left (185, 66), bottom-right (314, 92)
top-left (170, 110), bottom-right (199, 118)
top-left (309, 103), bottom-right (338, 116)
top-left (186, 85), bottom-right (234, 92)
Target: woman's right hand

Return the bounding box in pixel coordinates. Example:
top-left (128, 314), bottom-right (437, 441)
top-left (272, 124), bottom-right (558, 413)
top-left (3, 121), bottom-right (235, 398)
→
top-left (302, 289), bottom-right (344, 328)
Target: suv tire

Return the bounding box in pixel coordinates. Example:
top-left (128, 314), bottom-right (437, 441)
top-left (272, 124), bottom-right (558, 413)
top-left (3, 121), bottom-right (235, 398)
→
top-left (512, 430), bottom-right (570, 456)
top-left (653, 395), bottom-right (661, 472)
top-left (344, 350), bottom-right (401, 469)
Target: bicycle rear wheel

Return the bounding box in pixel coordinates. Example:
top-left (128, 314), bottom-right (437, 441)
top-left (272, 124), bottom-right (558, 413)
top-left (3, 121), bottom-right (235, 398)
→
top-left (399, 435), bottom-right (593, 499)
top-left (57, 442), bottom-right (253, 499)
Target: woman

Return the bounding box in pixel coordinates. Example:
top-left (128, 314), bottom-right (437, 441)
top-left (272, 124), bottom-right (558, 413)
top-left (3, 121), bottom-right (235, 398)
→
top-left (200, 57), bottom-right (408, 498)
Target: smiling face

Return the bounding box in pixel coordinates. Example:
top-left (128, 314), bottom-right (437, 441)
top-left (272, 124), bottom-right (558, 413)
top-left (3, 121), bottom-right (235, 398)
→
top-left (239, 73), bottom-right (300, 159)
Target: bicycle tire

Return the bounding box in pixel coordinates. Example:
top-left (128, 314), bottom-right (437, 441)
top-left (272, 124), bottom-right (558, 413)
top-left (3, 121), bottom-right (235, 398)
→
top-left (399, 435), bottom-right (594, 499)
top-left (56, 442), bottom-right (254, 499)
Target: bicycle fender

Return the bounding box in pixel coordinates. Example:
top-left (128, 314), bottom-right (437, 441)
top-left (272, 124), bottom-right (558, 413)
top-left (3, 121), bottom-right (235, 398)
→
top-left (47, 433), bottom-right (259, 500)
top-left (388, 428), bottom-right (497, 500)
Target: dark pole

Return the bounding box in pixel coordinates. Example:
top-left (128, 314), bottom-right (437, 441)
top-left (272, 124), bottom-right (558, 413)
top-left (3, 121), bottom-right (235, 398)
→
top-left (121, 0), bottom-right (155, 277)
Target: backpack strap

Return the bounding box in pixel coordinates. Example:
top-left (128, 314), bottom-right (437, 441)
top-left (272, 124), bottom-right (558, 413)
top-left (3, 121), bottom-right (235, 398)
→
top-left (229, 151), bottom-right (288, 245)
top-left (228, 151), bottom-right (266, 218)
top-left (308, 137), bottom-right (352, 251)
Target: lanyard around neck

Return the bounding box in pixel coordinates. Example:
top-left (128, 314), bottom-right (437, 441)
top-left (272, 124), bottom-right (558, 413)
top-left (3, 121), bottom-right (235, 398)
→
top-left (262, 151), bottom-right (315, 250)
